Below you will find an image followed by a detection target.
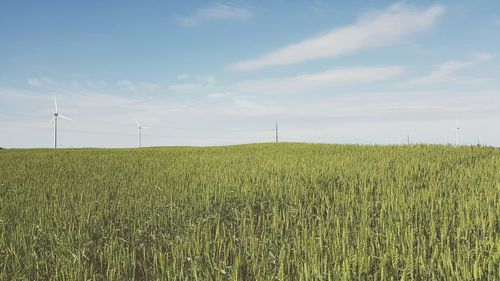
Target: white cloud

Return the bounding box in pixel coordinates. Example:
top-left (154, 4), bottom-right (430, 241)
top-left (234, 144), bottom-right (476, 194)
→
top-left (233, 66), bottom-right (405, 94)
top-left (177, 3), bottom-right (252, 27)
top-left (117, 80), bottom-right (160, 92)
top-left (408, 53), bottom-right (493, 85)
top-left (27, 76), bottom-right (53, 87)
top-left (230, 4), bottom-right (444, 71)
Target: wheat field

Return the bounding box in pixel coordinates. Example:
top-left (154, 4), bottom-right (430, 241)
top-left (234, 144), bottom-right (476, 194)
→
top-left (1, 143), bottom-right (499, 280)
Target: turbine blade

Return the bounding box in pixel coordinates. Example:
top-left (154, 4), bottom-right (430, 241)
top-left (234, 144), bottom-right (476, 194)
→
top-left (134, 119), bottom-right (140, 127)
top-left (59, 114), bottom-right (73, 121)
top-left (54, 92), bottom-right (58, 113)
top-left (142, 126), bottom-right (151, 129)
top-left (48, 116), bottom-right (55, 127)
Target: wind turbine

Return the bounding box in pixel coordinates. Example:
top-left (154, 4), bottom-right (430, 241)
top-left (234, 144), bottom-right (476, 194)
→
top-left (455, 120), bottom-right (463, 146)
top-left (48, 92), bottom-right (72, 148)
top-left (135, 119), bottom-right (150, 148)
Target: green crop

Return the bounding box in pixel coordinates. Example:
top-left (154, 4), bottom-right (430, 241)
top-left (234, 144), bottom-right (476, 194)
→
top-left (1, 143), bottom-right (499, 280)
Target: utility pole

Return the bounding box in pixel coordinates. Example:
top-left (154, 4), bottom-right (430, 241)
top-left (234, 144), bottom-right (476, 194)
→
top-left (455, 120), bottom-right (462, 147)
top-left (275, 122), bottom-right (278, 143)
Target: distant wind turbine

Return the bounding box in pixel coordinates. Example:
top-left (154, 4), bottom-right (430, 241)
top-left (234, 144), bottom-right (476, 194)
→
top-left (48, 92), bottom-right (72, 148)
top-left (135, 119), bottom-right (150, 148)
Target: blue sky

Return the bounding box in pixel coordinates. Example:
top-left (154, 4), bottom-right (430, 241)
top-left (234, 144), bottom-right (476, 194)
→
top-left (1, 0), bottom-right (499, 147)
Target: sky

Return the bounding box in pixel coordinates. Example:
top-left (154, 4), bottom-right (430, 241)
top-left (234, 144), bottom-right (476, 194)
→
top-left (1, 0), bottom-right (499, 148)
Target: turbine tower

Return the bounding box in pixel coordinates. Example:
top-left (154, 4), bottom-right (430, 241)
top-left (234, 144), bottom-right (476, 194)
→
top-left (135, 119), bottom-right (150, 148)
top-left (275, 122), bottom-right (278, 143)
top-left (48, 92), bottom-right (72, 148)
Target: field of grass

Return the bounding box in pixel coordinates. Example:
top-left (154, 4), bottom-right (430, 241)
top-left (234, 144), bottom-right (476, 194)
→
top-left (1, 143), bottom-right (499, 280)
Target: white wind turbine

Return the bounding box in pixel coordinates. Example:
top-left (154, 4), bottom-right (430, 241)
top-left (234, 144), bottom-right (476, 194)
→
top-left (135, 119), bottom-right (150, 148)
top-left (48, 92), bottom-right (72, 148)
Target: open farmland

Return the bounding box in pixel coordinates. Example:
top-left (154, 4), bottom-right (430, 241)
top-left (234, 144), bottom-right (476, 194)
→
top-left (0, 143), bottom-right (499, 280)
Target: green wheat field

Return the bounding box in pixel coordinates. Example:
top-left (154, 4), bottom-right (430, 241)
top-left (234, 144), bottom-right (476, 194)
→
top-left (1, 143), bottom-right (499, 280)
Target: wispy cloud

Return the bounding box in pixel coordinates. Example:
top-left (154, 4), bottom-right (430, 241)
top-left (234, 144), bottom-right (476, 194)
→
top-left (117, 80), bottom-right (137, 92)
top-left (176, 73), bottom-right (190, 80)
top-left (27, 76), bottom-right (54, 87)
top-left (167, 83), bottom-right (200, 92)
top-left (85, 80), bottom-right (108, 89)
top-left (117, 80), bottom-right (160, 92)
top-left (310, 0), bottom-right (335, 14)
top-left (176, 3), bottom-right (252, 27)
top-left (230, 3), bottom-right (444, 71)
top-left (208, 92), bottom-right (234, 99)
top-left (140, 82), bottom-right (161, 91)
top-left (233, 66), bottom-right (405, 94)
top-left (408, 52), bottom-right (493, 85)
top-left (168, 75), bottom-right (215, 92)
